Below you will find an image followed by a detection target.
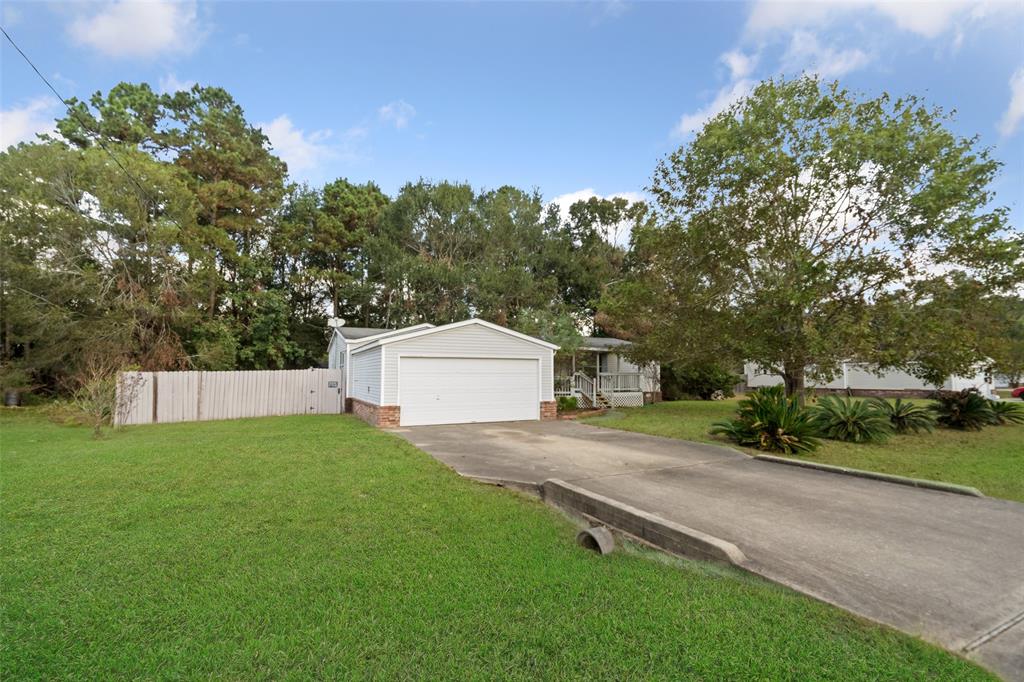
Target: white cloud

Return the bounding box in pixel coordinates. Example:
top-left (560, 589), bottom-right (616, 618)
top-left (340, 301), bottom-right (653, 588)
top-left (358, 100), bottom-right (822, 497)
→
top-left (3, 4), bottom-right (23, 27)
top-left (745, 0), bottom-right (1024, 40)
top-left (377, 100), bottom-right (416, 129)
top-left (745, 1), bottom-right (842, 35)
top-left (68, 1), bottom-right (202, 59)
top-left (997, 67), bottom-right (1024, 137)
top-left (871, 1), bottom-right (972, 38)
top-left (0, 97), bottom-right (59, 149)
top-left (259, 115), bottom-right (336, 174)
top-left (781, 30), bottom-right (872, 78)
top-left (745, 0), bottom-right (1007, 39)
top-left (592, 0), bottom-right (630, 24)
top-left (158, 74), bottom-right (196, 94)
top-left (673, 79), bottom-right (753, 137)
top-left (673, 1), bottom-right (1019, 141)
top-left (547, 188), bottom-right (646, 245)
top-left (721, 50), bottom-right (758, 80)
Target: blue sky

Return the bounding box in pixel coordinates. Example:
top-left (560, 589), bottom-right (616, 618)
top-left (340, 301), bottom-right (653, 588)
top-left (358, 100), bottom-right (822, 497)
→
top-left (2, 1), bottom-right (1023, 224)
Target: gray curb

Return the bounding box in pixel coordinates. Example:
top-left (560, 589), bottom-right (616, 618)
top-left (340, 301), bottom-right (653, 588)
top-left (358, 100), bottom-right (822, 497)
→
top-left (465, 475), bottom-right (542, 495)
top-left (753, 455), bottom-right (985, 497)
top-left (540, 478), bottom-right (747, 566)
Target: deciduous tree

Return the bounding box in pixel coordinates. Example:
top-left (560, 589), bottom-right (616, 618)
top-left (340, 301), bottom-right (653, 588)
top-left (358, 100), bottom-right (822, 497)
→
top-left (604, 77), bottom-right (1021, 395)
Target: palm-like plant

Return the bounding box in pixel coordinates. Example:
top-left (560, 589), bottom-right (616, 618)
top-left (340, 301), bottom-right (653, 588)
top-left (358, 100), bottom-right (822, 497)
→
top-left (870, 398), bottom-right (936, 434)
top-left (711, 386), bottom-right (820, 455)
top-left (989, 399), bottom-right (1024, 425)
top-left (929, 389), bottom-right (995, 431)
top-left (810, 396), bottom-right (893, 443)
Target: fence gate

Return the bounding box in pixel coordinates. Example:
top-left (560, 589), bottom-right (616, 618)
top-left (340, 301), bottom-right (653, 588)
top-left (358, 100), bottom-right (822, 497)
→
top-left (307, 370), bottom-right (343, 414)
top-left (115, 368), bottom-right (345, 426)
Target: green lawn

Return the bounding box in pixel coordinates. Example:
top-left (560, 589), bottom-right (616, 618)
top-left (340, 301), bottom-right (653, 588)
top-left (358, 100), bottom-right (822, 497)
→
top-left (0, 411), bottom-right (993, 679)
top-left (585, 399), bottom-right (1024, 502)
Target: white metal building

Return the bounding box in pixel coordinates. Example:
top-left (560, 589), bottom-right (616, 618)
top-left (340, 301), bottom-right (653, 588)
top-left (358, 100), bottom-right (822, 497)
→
top-left (743, 362), bottom-right (998, 398)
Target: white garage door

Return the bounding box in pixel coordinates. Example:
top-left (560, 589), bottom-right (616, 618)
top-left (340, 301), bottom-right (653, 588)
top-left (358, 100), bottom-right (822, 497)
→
top-left (399, 357), bottom-right (539, 426)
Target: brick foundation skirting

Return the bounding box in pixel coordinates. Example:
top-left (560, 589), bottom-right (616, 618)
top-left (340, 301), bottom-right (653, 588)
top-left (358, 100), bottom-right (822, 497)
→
top-left (540, 400), bottom-right (557, 420)
top-left (350, 398), bottom-right (401, 428)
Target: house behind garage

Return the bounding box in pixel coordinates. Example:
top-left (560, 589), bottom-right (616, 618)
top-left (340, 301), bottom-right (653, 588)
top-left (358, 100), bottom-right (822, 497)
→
top-left (328, 318), bottom-right (558, 427)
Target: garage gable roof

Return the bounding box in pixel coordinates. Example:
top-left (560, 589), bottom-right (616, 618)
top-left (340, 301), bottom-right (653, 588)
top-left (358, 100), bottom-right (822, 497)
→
top-left (351, 318), bottom-right (559, 354)
top-left (336, 323), bottom-right (434, 346)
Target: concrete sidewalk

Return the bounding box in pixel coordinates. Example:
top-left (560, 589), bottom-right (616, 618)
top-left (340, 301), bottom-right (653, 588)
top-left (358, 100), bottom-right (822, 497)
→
top-left (395, 420), bottom-right (1024, 679)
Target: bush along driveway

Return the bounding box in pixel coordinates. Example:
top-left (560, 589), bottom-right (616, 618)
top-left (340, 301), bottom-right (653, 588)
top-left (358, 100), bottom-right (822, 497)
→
top-left (0, 410), bottom-right (998, 680)
top-left (400, 419), bottom-right (1024, 679)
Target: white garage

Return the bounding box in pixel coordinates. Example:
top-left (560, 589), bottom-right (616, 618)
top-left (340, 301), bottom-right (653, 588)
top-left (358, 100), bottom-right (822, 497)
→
top-left (346, 319), bottom-right (558, 428)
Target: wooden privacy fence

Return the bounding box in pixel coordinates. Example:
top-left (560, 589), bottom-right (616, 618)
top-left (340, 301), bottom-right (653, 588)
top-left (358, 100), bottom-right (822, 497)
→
top-left (115, 369), bottom-right (344, 426)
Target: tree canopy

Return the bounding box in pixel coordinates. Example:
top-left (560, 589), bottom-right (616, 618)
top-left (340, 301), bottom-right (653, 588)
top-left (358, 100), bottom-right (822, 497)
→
top-left (2, 77), bottom-right (1020, 397)
top-left (603, 76), bottom-right (1022, 394)
top-left (0, 82), bottom-right (632, 394)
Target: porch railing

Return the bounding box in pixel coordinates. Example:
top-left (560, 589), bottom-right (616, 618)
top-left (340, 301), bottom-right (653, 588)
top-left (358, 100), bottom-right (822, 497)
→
top-left (598, 372), bottom-right (643, 392)
top-left (555, 372), bottom-right (643, 398)
top-left (575, 372), bottom-right (595, 403)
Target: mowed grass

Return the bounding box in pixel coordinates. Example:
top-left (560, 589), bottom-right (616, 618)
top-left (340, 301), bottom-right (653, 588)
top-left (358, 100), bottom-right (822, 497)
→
top-left (1, 411), bottom-right (993, 680)
top-left (585, 399), bottom-right (1024, 502)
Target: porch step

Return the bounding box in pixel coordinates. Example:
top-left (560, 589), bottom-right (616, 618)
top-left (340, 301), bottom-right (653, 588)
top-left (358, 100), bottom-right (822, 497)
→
top-left (595, 392), bottom-right (613, 409)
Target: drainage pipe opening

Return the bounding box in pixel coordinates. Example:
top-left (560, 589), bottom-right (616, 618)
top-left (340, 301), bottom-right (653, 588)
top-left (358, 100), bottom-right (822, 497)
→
top-left (576, 526), bottom-right (615, 555)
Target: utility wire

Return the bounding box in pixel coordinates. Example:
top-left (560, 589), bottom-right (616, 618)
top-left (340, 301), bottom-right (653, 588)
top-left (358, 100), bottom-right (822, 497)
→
top-left (1, 24), bottom-right (153, 200)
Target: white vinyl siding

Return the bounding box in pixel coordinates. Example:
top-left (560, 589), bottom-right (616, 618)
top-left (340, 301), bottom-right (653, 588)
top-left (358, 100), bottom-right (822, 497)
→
top-left (379, 324), bottom-right (554, 405)
top-left (327, 333), bottom-right (342, 369)
top-left (352, 346), bottom-right (383, 404)
top-left (398, 357), bottom-right (539, 426)
top-left (601, 353), bottom-right (641, 374)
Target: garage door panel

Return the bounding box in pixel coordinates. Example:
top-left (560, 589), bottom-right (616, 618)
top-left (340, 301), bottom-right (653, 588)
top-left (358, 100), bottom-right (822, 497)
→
top-left (399, 357), bottom-right (538, 426)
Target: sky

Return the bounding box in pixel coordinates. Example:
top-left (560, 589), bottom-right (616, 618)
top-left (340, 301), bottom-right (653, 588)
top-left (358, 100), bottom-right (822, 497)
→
top-left (1, 1), bottom-right (1023, 224)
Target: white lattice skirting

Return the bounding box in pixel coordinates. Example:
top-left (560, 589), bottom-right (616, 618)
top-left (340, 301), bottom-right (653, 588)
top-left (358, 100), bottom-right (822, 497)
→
top-left (608, 392), bottom-right (644, 407)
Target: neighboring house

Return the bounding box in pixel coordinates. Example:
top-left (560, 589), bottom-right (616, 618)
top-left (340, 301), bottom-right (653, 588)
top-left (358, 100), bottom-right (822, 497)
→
top-left (743, 362), bottom-right (998, 399)
top-left (327, 318), bottom-right (558, 427)
top-left (554, 337), bottom-right (661, 408)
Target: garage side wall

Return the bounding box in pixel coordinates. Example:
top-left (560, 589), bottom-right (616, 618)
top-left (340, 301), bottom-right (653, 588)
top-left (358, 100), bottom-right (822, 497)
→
top-left (379, 325), bottom-right (554, 405)
top-left (351, 346), bottom-right (382, 405)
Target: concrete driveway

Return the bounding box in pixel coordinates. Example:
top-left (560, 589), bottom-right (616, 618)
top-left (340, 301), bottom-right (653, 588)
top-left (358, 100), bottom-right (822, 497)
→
top-left (395, 420), bottom-right (1024, 679)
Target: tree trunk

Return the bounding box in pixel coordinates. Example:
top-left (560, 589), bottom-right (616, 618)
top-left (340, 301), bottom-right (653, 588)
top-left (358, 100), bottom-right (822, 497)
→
top-left (782, 364), bottom-right (805, 402)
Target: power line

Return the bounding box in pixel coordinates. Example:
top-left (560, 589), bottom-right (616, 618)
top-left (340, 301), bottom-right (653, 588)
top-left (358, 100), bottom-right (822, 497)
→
top-left (0, 24), bottom-right (152, 200)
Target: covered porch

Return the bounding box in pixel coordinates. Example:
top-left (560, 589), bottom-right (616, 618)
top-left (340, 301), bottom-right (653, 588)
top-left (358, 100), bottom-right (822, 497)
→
top-left (554, 338), bottom-right (659, 409)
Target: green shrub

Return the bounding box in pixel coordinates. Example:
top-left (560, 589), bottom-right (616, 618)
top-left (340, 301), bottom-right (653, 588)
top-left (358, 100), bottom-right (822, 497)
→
top-left (989, 399), bottom-right (1024, 425)
top-left (662, 364), bottom-right (738, 400)
top-left (710, 386), bottom-right (820, 454)
top-left (870, 398), bottom-right (935, 435)
top-left (810, 396), bottom-right (893, 443)
top-left (929, 389), bottom-right (995, 431)
top-left (556, 396), bottom-right (579, 412)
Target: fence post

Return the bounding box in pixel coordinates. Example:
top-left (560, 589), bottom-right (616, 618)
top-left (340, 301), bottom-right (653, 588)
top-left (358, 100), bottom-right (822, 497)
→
top-left (196, 371), bottom-right (204, 421)
top-left (151, 374), bottom-right (159, 424)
